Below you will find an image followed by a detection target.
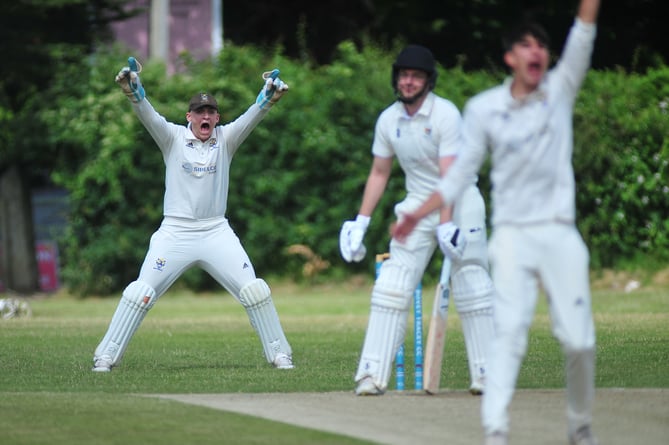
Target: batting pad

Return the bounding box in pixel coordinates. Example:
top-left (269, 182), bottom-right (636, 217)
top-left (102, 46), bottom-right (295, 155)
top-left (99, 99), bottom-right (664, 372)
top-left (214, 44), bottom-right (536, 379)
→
top-left (355, 304), bottom-right (407, 391)
top-left (356, 262), bottom-right (415, 391)
top-left (451, 264), bottom-right (495, 312)
top-left (239, 279), bottom-right (292, 362)
top-left (94, 281), bottom-right (157, 365)
top-left (451, 265), bottom-right (495, 385)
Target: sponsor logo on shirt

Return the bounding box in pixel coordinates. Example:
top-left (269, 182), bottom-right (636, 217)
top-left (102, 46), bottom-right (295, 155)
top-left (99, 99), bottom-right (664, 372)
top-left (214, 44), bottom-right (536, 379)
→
top-left (181, 162), bottom-right (217, 177)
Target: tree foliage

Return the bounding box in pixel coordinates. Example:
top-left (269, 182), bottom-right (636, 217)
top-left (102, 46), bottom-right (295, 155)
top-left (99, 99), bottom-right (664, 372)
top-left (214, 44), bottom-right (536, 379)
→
top-left (40, 42), bottom-right (669, 295)
top-left (0, 0), bottom-right (139, 293)
top-left (3, 0), bottom-right (669, 295)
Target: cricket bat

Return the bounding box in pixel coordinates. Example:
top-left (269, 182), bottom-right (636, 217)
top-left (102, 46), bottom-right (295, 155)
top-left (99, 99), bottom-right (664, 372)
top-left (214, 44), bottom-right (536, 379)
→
top-left (423, 257), bottom-right (452, 394)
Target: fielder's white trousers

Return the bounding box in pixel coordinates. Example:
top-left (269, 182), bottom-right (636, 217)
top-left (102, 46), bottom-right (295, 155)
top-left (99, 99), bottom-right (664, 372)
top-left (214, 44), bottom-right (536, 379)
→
top-left (482, 222), bottom-right (596, 436)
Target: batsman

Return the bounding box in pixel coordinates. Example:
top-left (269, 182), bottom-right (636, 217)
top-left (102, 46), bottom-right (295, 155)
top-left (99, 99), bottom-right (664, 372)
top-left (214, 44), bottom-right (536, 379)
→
top-left (92, 59), bottom-right (294, 372)
top-left (339, 45), bottom-right (496, 395)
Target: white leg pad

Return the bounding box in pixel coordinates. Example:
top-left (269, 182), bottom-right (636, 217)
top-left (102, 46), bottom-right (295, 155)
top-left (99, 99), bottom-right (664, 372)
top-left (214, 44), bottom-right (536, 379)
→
top-left (94, 281), bottom-right (157, 366)
top-left (354, 261), bottom-right (414, 391)
top-left (451, 265), bottom-right (495, 385)
top-left (239, 278), bottom-right (292, 362)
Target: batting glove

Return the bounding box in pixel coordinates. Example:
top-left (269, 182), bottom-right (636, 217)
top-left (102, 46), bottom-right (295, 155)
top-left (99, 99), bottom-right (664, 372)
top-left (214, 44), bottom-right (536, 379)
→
top-left (339, 215), bottom-right (370, 263)
top-left (256, 68), bottom-right (289, 109)
top-left (115, 57), bottom-right (145, 103)
top-left (437, 221), bottom-right (467, 261)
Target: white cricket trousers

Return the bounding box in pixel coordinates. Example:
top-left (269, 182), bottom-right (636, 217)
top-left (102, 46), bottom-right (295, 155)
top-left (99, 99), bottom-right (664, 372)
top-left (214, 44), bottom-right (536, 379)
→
top-left (137, 216), bottom-right (258, 298)
top-left (482, 222), bottom-right (596, 436)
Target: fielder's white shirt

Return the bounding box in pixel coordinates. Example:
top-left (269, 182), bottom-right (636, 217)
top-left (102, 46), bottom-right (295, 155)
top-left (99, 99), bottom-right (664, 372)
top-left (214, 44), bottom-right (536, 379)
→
top-left (373, 92), bottom-right (474, 218)
top-left (437, 19), bottom-right (597, 226)
top-left (132, 100), bottom-right (268, 220)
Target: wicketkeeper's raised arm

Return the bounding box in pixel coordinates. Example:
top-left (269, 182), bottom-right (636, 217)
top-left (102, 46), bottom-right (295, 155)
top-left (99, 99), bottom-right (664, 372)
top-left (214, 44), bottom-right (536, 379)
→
top-left (256, 68), bottom-right (289, 109)
top-left (578, 0), bottom-right (600, 24)
top-left (115, 57), bottom-right (145, 103)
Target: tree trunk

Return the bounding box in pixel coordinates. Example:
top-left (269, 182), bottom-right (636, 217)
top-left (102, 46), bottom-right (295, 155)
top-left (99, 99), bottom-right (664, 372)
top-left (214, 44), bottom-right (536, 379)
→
top-left (0, 164), bottom-right (39, 294)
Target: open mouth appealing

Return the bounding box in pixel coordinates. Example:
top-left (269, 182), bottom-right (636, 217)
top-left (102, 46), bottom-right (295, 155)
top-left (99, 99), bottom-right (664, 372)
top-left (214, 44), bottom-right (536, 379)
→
top-left (201, 123), bottom-right (210, 130)
top-left (528, 61), bottom-right (542, 74)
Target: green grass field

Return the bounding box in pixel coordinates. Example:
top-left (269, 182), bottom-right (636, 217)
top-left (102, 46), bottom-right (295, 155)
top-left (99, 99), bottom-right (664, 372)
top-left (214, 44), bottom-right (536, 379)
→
top-left (1, 278), bottom-right (667, 444)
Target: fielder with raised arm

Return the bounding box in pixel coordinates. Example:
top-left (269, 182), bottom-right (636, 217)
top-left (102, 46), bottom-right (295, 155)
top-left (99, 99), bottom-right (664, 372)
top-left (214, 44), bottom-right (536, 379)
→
top-left (339, 45), bottom-right (495, 396)
top-left (393, 1), bottom-right (601, 444)
top-left (92, 59), bottom-right (294, 372)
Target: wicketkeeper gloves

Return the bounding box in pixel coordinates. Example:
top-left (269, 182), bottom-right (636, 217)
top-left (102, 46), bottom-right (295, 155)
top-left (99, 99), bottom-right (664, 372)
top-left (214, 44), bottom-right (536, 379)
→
top-left (437, 221), bottom-right (467, 261)
top-left (256, 68), bottom-right (289, 109)
top-left (115, 57), bottom-right (145, 103)
top-left (339, 215), bottom-right (371, 262)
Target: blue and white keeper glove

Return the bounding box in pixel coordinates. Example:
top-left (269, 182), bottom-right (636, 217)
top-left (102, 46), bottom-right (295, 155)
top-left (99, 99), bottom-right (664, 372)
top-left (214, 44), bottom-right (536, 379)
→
top-left (256, 68), bottom-right (289, 109)
top-left (115, 57), bottom-right (145, 103)
top-left (437, 221), bottom-right (467, 261)
top-left (339, 215), bottom-right (371, 263)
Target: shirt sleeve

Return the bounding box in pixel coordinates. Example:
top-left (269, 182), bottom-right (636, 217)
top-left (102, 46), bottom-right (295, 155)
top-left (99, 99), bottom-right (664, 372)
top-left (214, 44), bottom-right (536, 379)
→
top-left (437, 102), bottom-right (463, 158)
top-left (371, 109), bottom-right (395, 158)
top-left (133, 99), bottom-right (178, 154)
top-left (552, 18), bottom-right (597, 98)
top-left (220, 103), bottom-right (270, 156)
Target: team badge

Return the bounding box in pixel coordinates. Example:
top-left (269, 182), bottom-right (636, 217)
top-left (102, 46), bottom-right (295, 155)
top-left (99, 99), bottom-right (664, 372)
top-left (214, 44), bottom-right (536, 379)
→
top-left (153, 257), bottom-right (166, 271)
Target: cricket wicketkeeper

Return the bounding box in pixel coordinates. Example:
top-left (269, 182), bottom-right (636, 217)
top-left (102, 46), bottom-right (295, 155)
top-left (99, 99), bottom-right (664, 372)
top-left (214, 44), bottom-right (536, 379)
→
top-left (92, 58), bottom-right (294, 372)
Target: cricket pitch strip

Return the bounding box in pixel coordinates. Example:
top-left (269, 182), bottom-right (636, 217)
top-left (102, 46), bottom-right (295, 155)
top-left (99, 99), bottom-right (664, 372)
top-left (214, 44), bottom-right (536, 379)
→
top-left (152, 388), bottom-right (668, 445)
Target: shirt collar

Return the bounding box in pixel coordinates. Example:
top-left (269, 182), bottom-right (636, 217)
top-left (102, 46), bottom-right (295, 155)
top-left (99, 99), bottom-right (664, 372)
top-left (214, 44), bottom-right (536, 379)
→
top-left (397, 91), bottom-right (435, 119)
top-left (502, 76), bottom-right (548, 109)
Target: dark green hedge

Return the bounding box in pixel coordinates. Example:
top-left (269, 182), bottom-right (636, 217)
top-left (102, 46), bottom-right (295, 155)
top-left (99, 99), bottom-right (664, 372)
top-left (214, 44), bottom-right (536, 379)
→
top-left (42, 42), bottom-right (669, 295)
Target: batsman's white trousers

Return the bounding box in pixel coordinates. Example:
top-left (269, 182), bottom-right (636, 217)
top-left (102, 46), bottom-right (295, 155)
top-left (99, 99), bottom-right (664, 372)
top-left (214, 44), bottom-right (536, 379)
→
top-left (390, 184), bottom-right (490, 282)
top-left (137, 216), bottom-right (258, 298)
top-left (483, 222), bottom-right (596, 435)
top-left (357, 184), bottom-right (493, 388)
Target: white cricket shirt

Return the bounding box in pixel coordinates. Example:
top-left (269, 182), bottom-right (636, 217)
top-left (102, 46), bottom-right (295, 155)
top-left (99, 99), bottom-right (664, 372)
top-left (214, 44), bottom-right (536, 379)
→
top-left (372, 92), bottom-right (472, 207)
top-left (133, 100), bottom-right (268, 220)
top-left (437, 19), bottom-right (597, 226)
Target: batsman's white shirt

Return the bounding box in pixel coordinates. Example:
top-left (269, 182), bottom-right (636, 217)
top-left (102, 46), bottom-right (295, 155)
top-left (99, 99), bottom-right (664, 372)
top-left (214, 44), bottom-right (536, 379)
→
top-left (373, 92), bottom-right (477, 223)
top-left (374, 92), bottom-right (488, 278)
top-left (437, 19), bottom-right (597, 226)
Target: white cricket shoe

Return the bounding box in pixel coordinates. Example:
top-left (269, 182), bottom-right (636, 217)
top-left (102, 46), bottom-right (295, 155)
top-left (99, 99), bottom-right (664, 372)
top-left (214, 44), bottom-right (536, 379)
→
top-left (484, 432), bottom-right (508, 445)
top-left (92, 357), bottom-right (113, 372)
top-left (569, 426), bottom-right (599, 445)
top-left (355, 376), bottom-right (384, 396)
top-left (469, 377), bottom-right (485, 395)
top-left (273, 353), bottom-right (294, 369)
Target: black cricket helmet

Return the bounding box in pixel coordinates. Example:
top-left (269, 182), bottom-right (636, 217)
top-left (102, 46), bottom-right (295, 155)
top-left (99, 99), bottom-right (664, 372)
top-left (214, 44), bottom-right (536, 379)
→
top-left (392, 44), bottom-right (438, 91)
